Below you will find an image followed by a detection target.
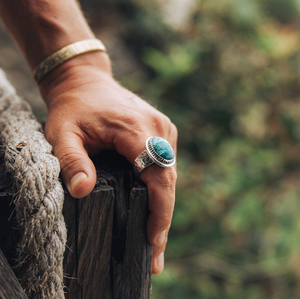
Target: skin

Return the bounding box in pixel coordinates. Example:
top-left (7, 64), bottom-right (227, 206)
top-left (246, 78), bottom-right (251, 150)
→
top-left (0, 0), bottom-right (177, 274)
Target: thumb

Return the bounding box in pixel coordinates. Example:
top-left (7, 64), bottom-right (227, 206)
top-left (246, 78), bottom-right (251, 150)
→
top-left (52, 133), bottom-right (97, 198)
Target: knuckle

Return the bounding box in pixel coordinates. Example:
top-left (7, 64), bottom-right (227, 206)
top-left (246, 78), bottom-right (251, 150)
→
top-left (150, 211), bottom-right (173, 233)
top-left (125, 111), bottom-right (143, 127)
top-left (129, 114), bottom-right (146, 132)
top-left (157, 115), bottom-right (171, 135)
top-left (153, 113), bottom-right (177, 140)
top-left (158, 167), bottom-right (177, 189)
top-left (113, 110), bottom-right (146, 137)
top-left (55, 147), bottom-right (84, 173)
top-left (159, 213), bottom-right (173, 226)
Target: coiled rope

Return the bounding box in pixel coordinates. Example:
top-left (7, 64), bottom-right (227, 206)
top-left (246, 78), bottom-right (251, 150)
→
top-left (0, 69), bottom-right (66, 299)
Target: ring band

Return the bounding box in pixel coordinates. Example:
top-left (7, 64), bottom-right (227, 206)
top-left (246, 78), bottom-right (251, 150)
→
top-left (133, 137), bottom-right (175, 177)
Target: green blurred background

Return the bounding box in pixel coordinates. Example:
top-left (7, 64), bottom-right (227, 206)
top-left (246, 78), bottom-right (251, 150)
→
top-left (3, 0), bottom-right (300, 298)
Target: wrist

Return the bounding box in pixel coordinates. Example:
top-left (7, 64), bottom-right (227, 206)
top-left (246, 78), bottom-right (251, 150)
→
top-left (39, 50), bottom-right (113, 107)
top-left (33, 39), bottom-right (107, 84)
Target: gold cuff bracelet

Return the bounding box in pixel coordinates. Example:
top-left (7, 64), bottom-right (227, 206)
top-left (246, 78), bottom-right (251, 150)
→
top-left (32, 39), bottom-right (107, 84)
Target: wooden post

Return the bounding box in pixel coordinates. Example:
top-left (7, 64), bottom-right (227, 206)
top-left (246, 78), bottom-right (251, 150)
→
top-left (63, 151), bottom-right (152, 299)
top-left (0, 159), bottom-right (27, 298)
top-left (0, 151), bottom-right (152, 298)
top-left (0, 250), bottom-right (28, 299)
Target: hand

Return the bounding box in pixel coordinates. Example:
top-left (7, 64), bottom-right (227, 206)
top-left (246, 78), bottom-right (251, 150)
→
top-left (40, 53), bottom-right (177, 274)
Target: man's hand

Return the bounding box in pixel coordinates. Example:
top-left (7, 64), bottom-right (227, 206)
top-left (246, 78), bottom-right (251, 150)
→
top-left (40, 55), bottom-right (177, 274)
top-left (0, 0), bottom-right (177, 274)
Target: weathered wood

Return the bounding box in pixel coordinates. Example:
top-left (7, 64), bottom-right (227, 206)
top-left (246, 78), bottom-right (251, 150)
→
top-left (0, 160), bottom-right (21, 277)
top-left (111, 186), bottom-right (152, 298)
top-left (63, 151), bottom-right (152, 299)
top-left (63, 185), bottom-right (115, 299)
top-left (0, 192), bottom-right (20, 273)
top-left (0, 249), bottom-right (27, 299)
top-left (0, 151), bottom-right (152, 298)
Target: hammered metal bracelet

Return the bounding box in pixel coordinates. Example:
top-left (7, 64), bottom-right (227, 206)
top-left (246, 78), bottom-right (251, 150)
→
top-left (32, 39), bottom-right (107, 84)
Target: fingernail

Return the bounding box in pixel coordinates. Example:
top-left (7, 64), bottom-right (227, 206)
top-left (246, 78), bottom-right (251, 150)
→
top-left (156, 230), bottom-right (166, 246)
top-left (157, 252), bottom-right (164, 271)
top-left (70, 172), bottom-right (87, 191)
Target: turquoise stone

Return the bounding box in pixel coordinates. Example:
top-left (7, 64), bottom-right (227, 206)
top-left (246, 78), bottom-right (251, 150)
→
top-left (151, 137), bottom-right (174, 160)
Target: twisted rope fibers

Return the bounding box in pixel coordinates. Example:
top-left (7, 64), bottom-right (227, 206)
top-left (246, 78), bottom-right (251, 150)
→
top-left (0, 69), bottom-right (66, 299)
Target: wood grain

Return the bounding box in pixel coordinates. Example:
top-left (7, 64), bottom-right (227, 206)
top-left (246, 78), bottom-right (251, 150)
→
top-left (63, 185), bottom-right (115, 299)
top-left (0, 249), bottom-right (27, 299)
top-left (63, 151), bottom-right (152, 299)
top-left (111, 185), bottom-right (152, 299)
top-left (0, 151), bottom-right (152, 298)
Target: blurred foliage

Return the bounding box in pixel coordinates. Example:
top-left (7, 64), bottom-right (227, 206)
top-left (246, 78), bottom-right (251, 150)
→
top-left (83, 0), bottom-right (300, 297)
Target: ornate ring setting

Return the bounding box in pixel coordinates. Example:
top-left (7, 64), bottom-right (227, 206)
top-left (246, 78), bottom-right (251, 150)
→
top-left (133, 136), bottom-right (175, 177)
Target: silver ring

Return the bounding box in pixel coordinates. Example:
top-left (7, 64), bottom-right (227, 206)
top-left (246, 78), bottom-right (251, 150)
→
top-left (133, 136), bottom-right (175, 177)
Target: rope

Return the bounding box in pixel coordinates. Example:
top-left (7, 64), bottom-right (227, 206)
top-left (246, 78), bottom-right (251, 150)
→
top-left (0, 69), bottom-right (66, 299)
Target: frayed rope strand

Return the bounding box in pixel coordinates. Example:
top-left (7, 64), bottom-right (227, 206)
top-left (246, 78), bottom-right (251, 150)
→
top-left (0, 69), bottom-right (66, 299)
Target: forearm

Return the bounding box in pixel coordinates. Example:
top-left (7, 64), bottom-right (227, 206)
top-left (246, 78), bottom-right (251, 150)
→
top-left (0, 0), bottom-right (106, 69)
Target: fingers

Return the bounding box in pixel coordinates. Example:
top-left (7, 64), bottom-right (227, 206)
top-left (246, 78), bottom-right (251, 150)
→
top-left (118, 119), bottom-right (177, 274)
top-left (52, 128), bottom-right (176, 274)
top-left (43, 75), bottom-right (178, 275)
top-left (140, 165), bottom-right (177, 274)
top-left (51, 132), bottom-right (97, 198)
